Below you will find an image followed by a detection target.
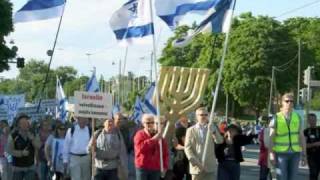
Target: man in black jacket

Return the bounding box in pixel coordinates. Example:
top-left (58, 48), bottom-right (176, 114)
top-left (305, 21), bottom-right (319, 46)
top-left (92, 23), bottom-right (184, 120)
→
top-left (215, 124), bottom-right (256, 180)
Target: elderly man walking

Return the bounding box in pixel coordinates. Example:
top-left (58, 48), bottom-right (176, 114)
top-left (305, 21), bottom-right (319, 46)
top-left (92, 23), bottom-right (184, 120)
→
top-left (63, 117), bottom-right (91, 180)
top-left (184, 107), bottom-right (223, 180)
top-left (88, 117), bottom-right (128, 180)
top-left (134, 114), bottom-right (169, 180)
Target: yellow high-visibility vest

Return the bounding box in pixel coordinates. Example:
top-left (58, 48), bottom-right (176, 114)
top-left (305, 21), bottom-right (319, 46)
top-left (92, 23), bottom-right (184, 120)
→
top-left (272, 112), bottom-right (302, 152)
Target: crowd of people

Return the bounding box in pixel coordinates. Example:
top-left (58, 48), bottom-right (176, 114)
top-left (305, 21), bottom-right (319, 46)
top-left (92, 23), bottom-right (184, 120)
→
top-left (0, 92), bottom-right (319, 180)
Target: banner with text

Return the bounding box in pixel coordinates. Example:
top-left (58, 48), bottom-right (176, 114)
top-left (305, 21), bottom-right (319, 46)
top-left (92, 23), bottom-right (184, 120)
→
top-left (18, 106), bottom-right (46, 122)
top-left (35, 99), bottom-right (58, 116)
top-left (0, 94), bottom-right (25, 125)
top-left (0, 107), bottom-right (7, 120)
top-left (74, 91), bottom-right (112, 119)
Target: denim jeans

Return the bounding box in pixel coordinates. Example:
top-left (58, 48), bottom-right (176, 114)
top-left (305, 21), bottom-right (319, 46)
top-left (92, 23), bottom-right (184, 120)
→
top-left (217, 160), bottom-right (240, 180)
top-left (136, 168), bottom-right (160, 180)
top-left (38, 161), bottom-right (50, 180)
top-left (275, 152), bottom-right (300, 180)
top-left (12, 169), bottom-right (35, 180)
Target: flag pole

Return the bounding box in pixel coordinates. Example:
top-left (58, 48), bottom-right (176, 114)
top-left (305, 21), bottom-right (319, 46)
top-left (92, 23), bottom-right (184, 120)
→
top-left (148, 0), bottom-right (164, 175)
top-left (201, 0), bottom-right (237, 165)
top-left (55, 76), bottom-right (59, 120)
top-left (37, 2), bottom-right (66, 112)
top-left (91, 117), bottom-right (96, 180)
top-left (122, 47), bottom-right (128, 103)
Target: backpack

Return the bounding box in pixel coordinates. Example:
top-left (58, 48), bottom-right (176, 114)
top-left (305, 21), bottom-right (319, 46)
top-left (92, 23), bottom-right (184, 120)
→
top-left (70, 125), bottom-right (92, 137)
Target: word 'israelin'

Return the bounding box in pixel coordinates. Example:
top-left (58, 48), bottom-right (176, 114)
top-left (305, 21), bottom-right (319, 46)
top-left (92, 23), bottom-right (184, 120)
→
top-left (81, 94), bottom-right (103, 100)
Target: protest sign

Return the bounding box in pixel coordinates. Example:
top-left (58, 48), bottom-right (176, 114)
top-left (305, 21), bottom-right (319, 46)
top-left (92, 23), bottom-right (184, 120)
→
top-left (0, 94), bottom-right (25, 125)
top-left (0, 107), bottom-right (7, 120)
top-left (18, 106), bottom-right (46, 122)
top-left (74, 91), bottom-right (112, 119)
top-left (35, 99), bottom-right (58, 116)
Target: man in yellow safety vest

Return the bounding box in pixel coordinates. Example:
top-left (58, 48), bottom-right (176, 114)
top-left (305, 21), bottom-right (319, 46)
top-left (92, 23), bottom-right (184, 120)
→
top-left (269, 93), bottom-right (307, 180)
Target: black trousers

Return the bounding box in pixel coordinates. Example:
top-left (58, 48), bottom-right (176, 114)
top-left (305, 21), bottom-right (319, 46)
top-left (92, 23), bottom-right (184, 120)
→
top-left (217, 160), bottom-right (240, 180)
top-left (172, 160), bottom-right (191, 180)
top-left (308, 153), bottom-right (320, 180)
top-left (259, 165), bottom-right (271, 180)
top-left (94, 168), bottom-right (118, 180)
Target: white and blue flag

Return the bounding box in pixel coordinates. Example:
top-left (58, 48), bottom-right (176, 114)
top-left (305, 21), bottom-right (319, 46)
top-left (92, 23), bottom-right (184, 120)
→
top-left (86, 68), bottom-right (100, 92)
top-left (194, 0), bottom-right (233, 33)
top-left (14, 0), bottom-right (66, 23)
top-left (142, 82), bottom-right (157, 115)
top-left (156, 0), bottom-right (225, 29)
top-left (130, 97), bottom-right (144, 124)
top-left (172, 0), bottom-right (233, 47)
top-left (56, 77), bottom-right (68, 122)
top-left (109, 0), bottom-right (154, 45)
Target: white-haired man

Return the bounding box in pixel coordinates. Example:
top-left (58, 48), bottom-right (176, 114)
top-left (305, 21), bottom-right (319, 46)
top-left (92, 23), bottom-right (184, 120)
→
top-left (134, 114), bottom-right (169, 180)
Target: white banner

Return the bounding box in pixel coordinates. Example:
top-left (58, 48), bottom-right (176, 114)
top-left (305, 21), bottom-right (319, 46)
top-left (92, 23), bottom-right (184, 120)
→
top-left (74, 91), bottom-right (112, 119)
top-left (0, 94), bottom-right (25, 125)
top-left (18, 106), bottom-right (46, 122)
top-left (0, 107), bottom-right (7, 120)
top-left (35, 99), bottom-right (58, 116)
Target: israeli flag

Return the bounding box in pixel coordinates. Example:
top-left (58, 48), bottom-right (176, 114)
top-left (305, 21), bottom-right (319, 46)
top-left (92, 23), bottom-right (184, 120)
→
top-left (86, 68), bottom-right (100, 92)
top-left (14, 0), bottom-right (66, 23)
top-left (156, 0), bottom-right (225, 29)
top-left (130, 97), bottom-right (144, 124)
top-left (142, 82), bottom-right (157, 115)
top-left (56, 77), bottom-right (68, 122)
top-left (172, 0), bottom-right (233, 47)
top-left (109, 0), bottom-right (154, 45)
top-left (112, 103), bottom-right (121, 118)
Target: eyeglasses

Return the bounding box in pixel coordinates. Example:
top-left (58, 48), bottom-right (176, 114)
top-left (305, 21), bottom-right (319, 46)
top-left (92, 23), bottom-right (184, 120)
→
top-left (284, 100), bottom-right (294, 103)
top-left (198, 114), bottom-right (208, 117)
top-left (145, 121), bottom-right (155, 125)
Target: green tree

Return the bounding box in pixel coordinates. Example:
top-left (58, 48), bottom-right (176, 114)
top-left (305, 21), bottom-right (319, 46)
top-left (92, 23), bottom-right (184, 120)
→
top-left (310, 91), bottom-right (320, 110)
top-left (14, 59), bottom-right (81, 101)
top-left (55, 66), bottom-right (77, 84)
top-left (223, 13), bottom-right (297, 117)
top-left (0, 0), bottom-right (16, 72)
top-left (64, 75), bottom-right (89, 97)
top-left (0, 78), bottom-right (16, 94)
top-left (283, 17), bottom-right (320, 79)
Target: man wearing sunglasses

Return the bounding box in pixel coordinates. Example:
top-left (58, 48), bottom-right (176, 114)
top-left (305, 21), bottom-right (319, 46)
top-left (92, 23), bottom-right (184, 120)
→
top-left (134, 114), bottom-right (169, 180)
top-left (184, 107), bottom-right (223, 180)
top-left (269, 93), bottom-right (307, 180)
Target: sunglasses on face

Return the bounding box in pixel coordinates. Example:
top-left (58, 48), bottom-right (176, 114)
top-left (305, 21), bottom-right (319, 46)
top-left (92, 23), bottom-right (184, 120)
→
top-left (145, 121), bottom-right (155, 125)
top-left (198, 114), bottom-right (208, 117)
top-left (284, 100), bottom-right (294, 103)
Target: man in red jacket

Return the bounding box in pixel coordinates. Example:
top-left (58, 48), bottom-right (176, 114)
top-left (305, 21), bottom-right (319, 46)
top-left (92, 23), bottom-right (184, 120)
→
top-left (134, 114), bottom-right (169, 180)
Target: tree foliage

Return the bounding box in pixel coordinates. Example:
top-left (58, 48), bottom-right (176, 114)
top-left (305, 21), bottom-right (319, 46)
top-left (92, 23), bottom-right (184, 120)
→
top-left (310, 91), bottom-right (320, 110)
top-left (0, 0), bottom-right (16, 72)
top-left (0, 59), bottom-right (79, 102)
top-left (159, 13), bottom-right (320, 116)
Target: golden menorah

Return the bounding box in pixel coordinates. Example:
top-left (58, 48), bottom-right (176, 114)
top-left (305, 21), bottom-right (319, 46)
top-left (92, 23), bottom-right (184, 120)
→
top-left (155, 66), bottom-right (210, 138)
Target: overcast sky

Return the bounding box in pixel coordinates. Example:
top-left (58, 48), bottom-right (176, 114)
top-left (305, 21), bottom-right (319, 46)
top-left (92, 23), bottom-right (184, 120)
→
top-left (3, 0), bottom-right (319, 80)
